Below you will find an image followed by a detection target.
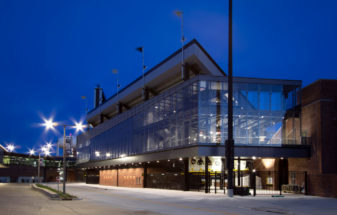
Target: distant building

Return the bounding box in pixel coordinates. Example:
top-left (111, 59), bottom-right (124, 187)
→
top-left (76, 39), bottom-right (336, 197)
top-left (0, 150), bottom-right (79, 183)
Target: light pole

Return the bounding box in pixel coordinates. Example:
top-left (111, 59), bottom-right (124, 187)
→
top-left (30, 143), bottom-right (52, 183)
top-left (226, 0), bottom-right (235, 197)
top-left (42, 118), bottom-right (86, 194)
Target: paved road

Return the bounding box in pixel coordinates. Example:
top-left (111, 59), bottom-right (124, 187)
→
top-left (1, 183), bottom-right (337, 215)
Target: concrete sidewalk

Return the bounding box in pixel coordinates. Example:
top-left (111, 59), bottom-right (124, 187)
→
top-left (44, 182), bottom-right (337, 215)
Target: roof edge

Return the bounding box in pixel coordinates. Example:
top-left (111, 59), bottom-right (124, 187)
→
top-left (88, 39), bottom-right (226, 114)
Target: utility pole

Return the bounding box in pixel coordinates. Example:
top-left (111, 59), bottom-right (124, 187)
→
top-left (225, 0), bottom-right (235, 197)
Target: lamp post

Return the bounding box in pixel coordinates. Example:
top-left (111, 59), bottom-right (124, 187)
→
top-left (30, 143), bottom-right (52, 183)
top-left (226, 0), bottom-right (235, 197)
top-left (42, 118), bottom-right (86, 194)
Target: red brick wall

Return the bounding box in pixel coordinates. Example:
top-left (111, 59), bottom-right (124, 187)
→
top-left (288, 79), bottom-right (337, 198)
top-left (307, 174), bottom-right (337, 198)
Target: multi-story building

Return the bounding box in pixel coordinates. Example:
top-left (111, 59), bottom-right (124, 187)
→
top-left (0, 146), bottom-right (79, 183)
top-left (76, 40), bottom-right (336, 197)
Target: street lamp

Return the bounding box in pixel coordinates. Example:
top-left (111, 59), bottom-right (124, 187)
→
top-left (226, 0), bottom-right (235, 197)
top-left (28, 149), bottom-right (35, 156)
top-left (42, 118), bottom-right (86, 194)
top-left (6, 143), bottom-right (15, 152)
top-left (31, 142), bottom-right (53, 183)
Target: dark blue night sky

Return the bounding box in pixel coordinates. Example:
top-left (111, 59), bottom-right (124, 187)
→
top-left (1, 0), bottom-right (337, 153)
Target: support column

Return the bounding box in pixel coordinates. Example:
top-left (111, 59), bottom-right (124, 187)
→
top-left (142, 87), bottom-right (149, 101)
top-left (221, 158), bottom-right (225, 191)
top-left (143, 163), bottom-right (147, 188)
top-left (184, 158), bottom-right (190, 191)
top-left (117, 102), bottom-right (123, 114)
top-left (205, 157), bottom-right (209, 193)
top-left (116, 167), bottom-right (119, 187)
top-left (216, 82), bottom-right (221, 144)
top-left (238, 157), bottom-right (241, 187)
top-left (182, 63), bottom-right (190, 81)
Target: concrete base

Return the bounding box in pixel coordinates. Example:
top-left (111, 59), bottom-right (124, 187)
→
top-left (227, 189), bottom-right (234, 197)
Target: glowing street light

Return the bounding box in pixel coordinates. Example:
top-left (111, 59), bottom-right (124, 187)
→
top-left (6, 144), bottom-right (15, 152)
top-left (45, 142), bottom-right (53, 149)
top-left (28, 149), bottom-right (35, 156)
top-left (41, 117), bottom-right (88, 194)
top-left (41, 144), bottom-right (51, 156)
top-left (74, 121), bottom-right (86, 132)
top-left (42, 118), bottom-right (57, 130)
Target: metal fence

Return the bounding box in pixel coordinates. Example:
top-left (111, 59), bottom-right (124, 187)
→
top-left (189, 171), bottom-right (307, 196)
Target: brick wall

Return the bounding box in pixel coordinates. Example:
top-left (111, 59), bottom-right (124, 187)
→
top-left (288, 79), bottom-right (337, 198)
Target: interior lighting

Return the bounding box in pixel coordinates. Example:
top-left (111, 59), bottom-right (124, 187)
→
top-left (259, 136), bottom-right (266, 142)
top-left (106, 153), bottom-right (111, 157)
top-left (95, 151), bottom-right (100, 157)
top-left (252, 156), bottom-right (256, 160)
top-left (262, 158), bottom-right (275, 169)
top-left (179, 157), bottom-right (183, 161)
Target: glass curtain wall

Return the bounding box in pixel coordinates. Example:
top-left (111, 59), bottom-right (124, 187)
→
top-left (77, 81), bottom-right (199, 163)
top-left (198, 78), bottom-right (300, 146)
top-left (77, 77), bottom-right (301, 163)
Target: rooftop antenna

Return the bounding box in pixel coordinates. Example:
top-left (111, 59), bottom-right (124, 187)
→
top-left (175, 10), bottom-right (185, 80)
top-left (136, 46), bottom-right (147, 100)
top-left (112, 69), bottom-right (120, 96)
top-left (81, 96), bottom-right (88, 113)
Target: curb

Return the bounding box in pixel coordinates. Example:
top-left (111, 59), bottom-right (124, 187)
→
top-left (31, 184), bottom-right (59, 199)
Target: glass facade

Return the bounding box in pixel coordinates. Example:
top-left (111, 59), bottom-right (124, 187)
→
top-left (77, 76), bottom-right (301, 163)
